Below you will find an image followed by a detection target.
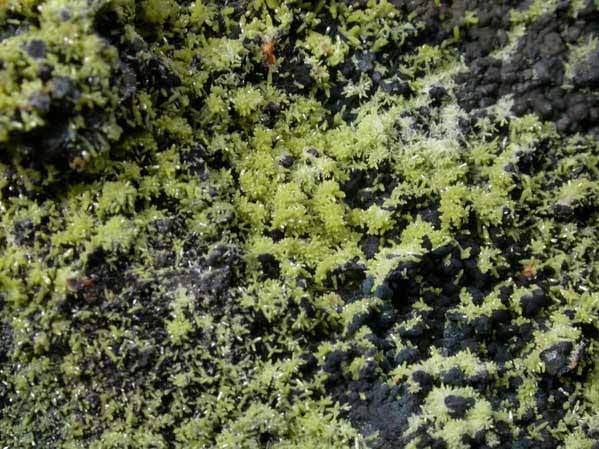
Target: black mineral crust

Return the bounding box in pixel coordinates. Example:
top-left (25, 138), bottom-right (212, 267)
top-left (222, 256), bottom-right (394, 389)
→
top-left (1, 1), bottom-right (599, 449)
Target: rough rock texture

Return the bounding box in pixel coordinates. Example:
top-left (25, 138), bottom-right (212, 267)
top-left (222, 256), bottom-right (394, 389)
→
top-left (1, 1), bottom-right (599, 449)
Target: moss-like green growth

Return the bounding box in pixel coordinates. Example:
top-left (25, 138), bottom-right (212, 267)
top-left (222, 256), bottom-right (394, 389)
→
top-left (2, 1), bottom-right (599, 448)
top-left (0, 0), bottom-right (123, 164)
